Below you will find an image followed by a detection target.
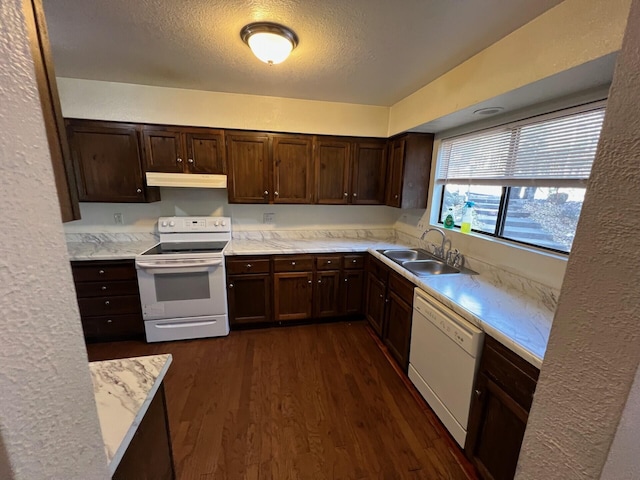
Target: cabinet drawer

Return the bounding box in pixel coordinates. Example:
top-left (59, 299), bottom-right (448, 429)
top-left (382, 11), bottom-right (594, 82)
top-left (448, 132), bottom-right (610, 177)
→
top-left (343, 254), bottom-right (365, 270)
top-left (75, 280), bottom-right (139, 298)
top-left (388, 271), bottom-right (414, 305)
top-left (226, 258), bottom-right (270, 275)
top-left (481, 337), bottom-right (540, 411)
top-left (72, 261), bottom-right (137, 282)
top-left (82, 314), bottom-right (144, 339)
top-left (316, 255), bottom-right (341, 270)
top-left (78, 295), bottom-right (142, 317)
top-left (367, 254), bottom-right (389, 282)
top-left (273, 256), bottom-right (314, 272)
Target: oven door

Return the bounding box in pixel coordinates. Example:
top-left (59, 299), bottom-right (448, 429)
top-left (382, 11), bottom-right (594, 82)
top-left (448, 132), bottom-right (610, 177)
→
top-left (135, 258), bottom-right (227, 320)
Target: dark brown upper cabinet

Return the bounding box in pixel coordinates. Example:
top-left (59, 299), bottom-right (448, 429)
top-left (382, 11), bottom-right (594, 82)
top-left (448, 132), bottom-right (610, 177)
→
top-left (385, 133), bottom-right (434, 209)
top-left (272, 135), bottom-right (314, 204)
top-left (25, 0), bottom-right (80, 222)
top-left (66, 120), bottom-right (160, 203)
top-left (142, 126), bottom-right (225, 175)
top-left (351, 139), bottom-right (388, 205)
top-left (226, 131), bottom-right (271, 203)
top-left (315, 137), bottom-right (351, 205)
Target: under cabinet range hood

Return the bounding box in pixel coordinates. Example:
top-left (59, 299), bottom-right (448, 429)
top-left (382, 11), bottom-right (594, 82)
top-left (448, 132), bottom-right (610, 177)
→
top-left (145, 172), bottom-right (227, 189)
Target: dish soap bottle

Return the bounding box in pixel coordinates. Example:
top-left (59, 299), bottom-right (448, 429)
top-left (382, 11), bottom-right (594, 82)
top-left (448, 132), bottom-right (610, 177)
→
top-left (461, 201), bottom-right (475, 233)
top-left (443, 207), bottom-right (455, 229)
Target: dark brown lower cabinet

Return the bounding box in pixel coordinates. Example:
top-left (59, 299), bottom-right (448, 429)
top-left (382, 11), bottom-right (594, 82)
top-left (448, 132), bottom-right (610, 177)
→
top-left (71, 260), bottom-right (144, 342)
top-left (383, 289), bottom-right (413, 370)
top-left (465, 336), bottom-right (540, 480)
top-left (227, 274), bottom-right (272, 326)
top-left (314, 270), bottom-right (341, 318)
top-left (113, 383), bottom-right (175, 480)
top-left (365, 272), bottom-right (387, 337)
top-left (274, 271), bottom-right (314, 321)
top-left (342, 270), bottom-right (364, 314)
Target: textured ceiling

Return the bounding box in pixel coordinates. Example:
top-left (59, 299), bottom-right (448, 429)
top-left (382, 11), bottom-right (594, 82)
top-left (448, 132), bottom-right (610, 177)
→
top-left (43, 0), bottom-right (563, 106)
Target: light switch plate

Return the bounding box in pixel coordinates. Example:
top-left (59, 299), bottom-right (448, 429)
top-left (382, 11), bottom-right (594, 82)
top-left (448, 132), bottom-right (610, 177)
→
top-left (263, 212), bottom-right (275, 224)
top-left (114, 213), bottom-right (123, 224)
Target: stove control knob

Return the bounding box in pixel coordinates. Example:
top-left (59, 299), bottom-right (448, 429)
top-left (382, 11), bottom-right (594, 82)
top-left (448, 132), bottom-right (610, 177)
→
top-left (214, 221), bottom-right (219, 227)
top-left (221, 220), bottom-right (226, 226)
top-left (161, 221), bottom-right (167, 227)
top-left (169, 221), bottom-right (175, 227)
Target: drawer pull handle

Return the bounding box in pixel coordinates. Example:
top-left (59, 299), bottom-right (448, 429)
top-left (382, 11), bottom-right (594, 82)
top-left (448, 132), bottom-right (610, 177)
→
top-left (106, 319), bottom-right (113, 323)
top-left (99, 270), bottom-right (105, 275)
top-left (104, 300), bottom-right (110, 306)
top-left (101, 286), bottom-right (107, 291)
top-left (352, 260), bottom-right (357, 263)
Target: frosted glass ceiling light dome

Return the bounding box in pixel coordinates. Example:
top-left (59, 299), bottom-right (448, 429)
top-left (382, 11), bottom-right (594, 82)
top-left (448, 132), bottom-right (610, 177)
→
top-left (240, 22), bottom-right (299, 65)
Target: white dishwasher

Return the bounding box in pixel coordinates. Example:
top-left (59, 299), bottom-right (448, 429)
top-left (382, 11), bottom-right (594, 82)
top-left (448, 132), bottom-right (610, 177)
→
top-left (408, 288), bottom-right (484, 447)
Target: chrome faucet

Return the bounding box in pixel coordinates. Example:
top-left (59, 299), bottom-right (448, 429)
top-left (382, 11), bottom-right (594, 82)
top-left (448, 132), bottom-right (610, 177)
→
top-left (421, 227), bottom-right (447, 259)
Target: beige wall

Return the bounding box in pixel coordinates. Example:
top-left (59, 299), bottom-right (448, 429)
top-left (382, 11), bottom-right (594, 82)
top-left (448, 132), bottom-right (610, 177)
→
top-left (517, 0), bottom-right (640, 477)
top-left (0, 1), bottom-right (108, 478)
top-left (57, 78), bottom-right (390, 137)
top-left (388, 0), bottom-right (631, 135)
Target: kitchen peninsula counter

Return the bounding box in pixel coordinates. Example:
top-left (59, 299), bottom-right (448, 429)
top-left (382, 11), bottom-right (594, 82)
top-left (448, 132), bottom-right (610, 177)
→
top-left (89, 354), bottom-right (173, 477)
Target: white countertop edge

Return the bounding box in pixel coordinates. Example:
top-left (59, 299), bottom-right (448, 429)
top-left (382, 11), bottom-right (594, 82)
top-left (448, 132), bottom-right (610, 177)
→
top-left (366, 248), bottom-right (544, 369)
top-left (107, 354), bottom-right (173, 476)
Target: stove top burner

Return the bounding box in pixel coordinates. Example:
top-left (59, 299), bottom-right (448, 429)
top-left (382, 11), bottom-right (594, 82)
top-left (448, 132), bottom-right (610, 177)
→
top-left (141, 241), bottom-right (228, 255)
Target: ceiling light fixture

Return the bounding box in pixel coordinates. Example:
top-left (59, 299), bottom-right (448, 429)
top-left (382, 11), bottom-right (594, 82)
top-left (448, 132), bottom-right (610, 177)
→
top-left (240, 22), bottom-right (299, 66)
top-left (473, 107), bottom-right (504, 116)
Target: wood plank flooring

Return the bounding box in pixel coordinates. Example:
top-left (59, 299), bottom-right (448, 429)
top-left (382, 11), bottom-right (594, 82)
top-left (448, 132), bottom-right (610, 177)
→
top-left (87, 321), bottom-right (477, 480)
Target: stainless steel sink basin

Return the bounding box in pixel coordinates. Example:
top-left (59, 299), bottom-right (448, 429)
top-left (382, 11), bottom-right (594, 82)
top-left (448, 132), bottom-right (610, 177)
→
top-left (402, 260), bottom-right (460, 276)
top-left (382, 249), bottom-right (420, 262)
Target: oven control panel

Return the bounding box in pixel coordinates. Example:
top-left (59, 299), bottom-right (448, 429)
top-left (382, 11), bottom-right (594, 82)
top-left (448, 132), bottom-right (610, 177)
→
top-left (158, 216), bottom-right (231, 233)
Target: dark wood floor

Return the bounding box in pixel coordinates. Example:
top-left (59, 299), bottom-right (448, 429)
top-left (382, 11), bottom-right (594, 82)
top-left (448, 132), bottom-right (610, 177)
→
top-left (87, 321), bottom-right (476, 480)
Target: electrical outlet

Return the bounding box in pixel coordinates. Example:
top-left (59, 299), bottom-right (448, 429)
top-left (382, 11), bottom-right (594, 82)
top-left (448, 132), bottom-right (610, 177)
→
top-left (263, 212), bottom-right (275, 224)
top-left (114, 213), bottom-right (123, 225)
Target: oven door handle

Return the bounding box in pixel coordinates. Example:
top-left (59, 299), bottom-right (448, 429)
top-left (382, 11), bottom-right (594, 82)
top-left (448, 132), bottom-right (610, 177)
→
top-left (154, 320), bottom-right (217, 329)
top-left (136, 259), bottom-right (223, 271)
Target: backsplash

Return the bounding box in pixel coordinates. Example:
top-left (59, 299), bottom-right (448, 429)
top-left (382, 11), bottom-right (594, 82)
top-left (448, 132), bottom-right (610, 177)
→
top-left (232, 229), bottom-right (396, 241)
top-left (65, 232), bottom-right (158, 243)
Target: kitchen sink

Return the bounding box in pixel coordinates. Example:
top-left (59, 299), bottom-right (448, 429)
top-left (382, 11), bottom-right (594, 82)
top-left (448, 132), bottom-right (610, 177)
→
top-left (381, 249), bottom-right (433, 262)
top-left (402, 260), bottom-right (460, 276)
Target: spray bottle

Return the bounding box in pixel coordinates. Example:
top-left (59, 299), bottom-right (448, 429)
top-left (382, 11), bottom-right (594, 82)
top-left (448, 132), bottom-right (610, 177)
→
top-left (460, 201), bottom-right (475, 234)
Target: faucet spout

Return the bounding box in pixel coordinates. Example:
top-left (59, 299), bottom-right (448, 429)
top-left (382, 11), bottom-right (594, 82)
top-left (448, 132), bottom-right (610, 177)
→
top-left (421, 227), bottom-right (446, 259)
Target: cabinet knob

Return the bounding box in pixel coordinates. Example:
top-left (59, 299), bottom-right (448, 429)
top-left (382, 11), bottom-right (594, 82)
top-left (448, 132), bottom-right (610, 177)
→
top-left (318, 279), bottom-right (322, 283)
top-left (352, 259), bottom-right (357, 263)
top-left (101, 286), bottom-right (107, 291)
top-left (475, 389), bottom-right (482, 398)
top-left (394, 194), bottom-right (398, 199)
top-left (379, 294), bottom-right (383, 299)
top-left (104, 300), bottom-right (110, 306)
top-left (308, 280), bottom-right (312, 284)
top-left (246, 264), bottom-right (252, 269)
top-left (291, 261), bottom-right (296, 266)
top-left (229, 283), bottom-right (234, 288)
top-left (177, 157), bottom-right (183, 163)
top-left (264, 190), bottom-right (269, 196)
top-left (327, 260), bottom-right (331, 264)
top-left (137, 188), bottom-right (142, 193)
top-left (274, 191), bottom-right (279, 196)
top-left (106, 319), bottom-right (113, 323)
top-left (187, 158), bottom-right (194, 164)
top-left (385, 298), bottom-right (389, 303)
top-left (353, 193), bottom-right (357, 197)
top-left (344, 278), bottom-right (348, 282)
top-left (98, 270), bottom-right (105, 275)
top-left (344, 192), bottom-right (348, 197)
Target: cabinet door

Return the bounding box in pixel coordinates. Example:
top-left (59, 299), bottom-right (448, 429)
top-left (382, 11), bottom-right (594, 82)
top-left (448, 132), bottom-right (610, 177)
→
top-left (25, 0), bottom-right (80, 221)
top-left (386, 137), bottom-right (405, 207)
top-left (227, 132), bottom-right (271, 203)
top-left (465, 373), bottom-right (529, 480)
top-left (342, 270), bottom-right (364, 314)
top-left (227, 274), bottom-right (272, 326)
top-left (68, 121), bottom-right (148, 202)
top-left (315, 138), bottom-right (351, 204)
top-left (365, 272), bottom-right (386, 337)
top-left (314, 270), bottom-right (341, 318)
top-left (383, 290), bottom-right (413, 371)
top-left (142, 127), bottom-right (185, 173)
top-left (184, 130), bottom-right (226, 174)
top-left (351, 139), bottom-right (387, 204)
top-left (272, 135), bottom-right (313, 204)
top-left (273, 272), bottom-right (313, 321)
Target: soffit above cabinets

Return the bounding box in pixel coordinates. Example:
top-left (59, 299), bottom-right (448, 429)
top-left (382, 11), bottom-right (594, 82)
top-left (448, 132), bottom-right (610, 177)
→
top-left (43, 0), bottom-right (562, 106)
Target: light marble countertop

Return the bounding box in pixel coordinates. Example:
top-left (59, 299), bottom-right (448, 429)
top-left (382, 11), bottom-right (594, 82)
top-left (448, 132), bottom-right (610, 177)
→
top-left (68, 233), bottom-right (553, 367)
top-left (67, 240), bottom-right (157, 261)
top-left (89, 354), bottom-right (172, 475)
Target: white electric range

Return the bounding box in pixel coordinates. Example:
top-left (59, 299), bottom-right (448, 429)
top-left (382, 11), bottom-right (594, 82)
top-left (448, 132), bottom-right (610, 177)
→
top-left (135, 216), bottom-right (231, 342)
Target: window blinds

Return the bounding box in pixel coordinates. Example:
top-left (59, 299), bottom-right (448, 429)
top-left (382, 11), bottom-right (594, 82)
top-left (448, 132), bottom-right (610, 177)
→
top-left (436, 102), bottom-right (606, 187)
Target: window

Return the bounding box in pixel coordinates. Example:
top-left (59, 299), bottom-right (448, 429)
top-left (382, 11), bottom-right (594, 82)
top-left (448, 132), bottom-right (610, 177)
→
top-left (436, 102), bottom-right (606, 253)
